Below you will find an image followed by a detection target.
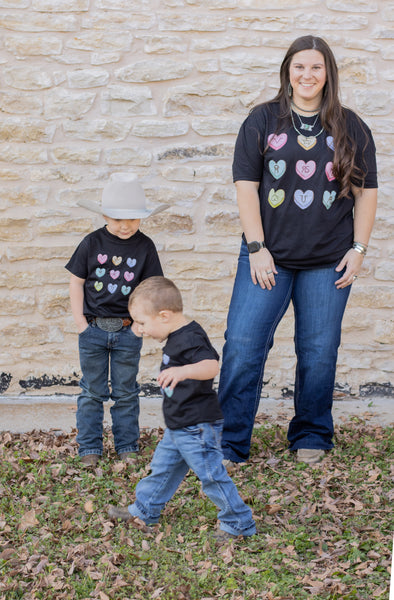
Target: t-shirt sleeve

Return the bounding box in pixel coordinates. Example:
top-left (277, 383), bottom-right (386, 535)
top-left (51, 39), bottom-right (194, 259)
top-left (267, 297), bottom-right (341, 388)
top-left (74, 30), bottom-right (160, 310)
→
top-left (65, 238), bottom-right (89, 279)
top-left (140, 238), bottom-right (163, 280)
top-left (232, 109), bottom-right (266, 183)
top-left (181, 331), bottom-right (220, 365)
top-left (349, 112), bottom-right (378, 189)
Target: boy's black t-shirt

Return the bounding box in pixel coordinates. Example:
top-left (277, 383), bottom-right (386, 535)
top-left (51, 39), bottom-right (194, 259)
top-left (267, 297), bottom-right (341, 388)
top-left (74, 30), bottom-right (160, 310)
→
top-left (232, 102), bottom-right (378, 269)
top-left (65, 226), bottom-right (162, 318)
top-left (160, 321), bottom-right (223, 430)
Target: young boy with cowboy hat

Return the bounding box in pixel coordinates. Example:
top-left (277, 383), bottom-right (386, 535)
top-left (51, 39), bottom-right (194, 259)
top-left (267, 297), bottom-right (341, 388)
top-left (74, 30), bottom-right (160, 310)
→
top-left (65, 173), bottom-right (168, 467)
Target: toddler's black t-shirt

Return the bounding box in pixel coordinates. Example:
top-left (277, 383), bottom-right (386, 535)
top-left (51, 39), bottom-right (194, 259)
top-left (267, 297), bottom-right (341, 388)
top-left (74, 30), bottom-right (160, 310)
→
top-left (160, 321), bottom-right (223, 430)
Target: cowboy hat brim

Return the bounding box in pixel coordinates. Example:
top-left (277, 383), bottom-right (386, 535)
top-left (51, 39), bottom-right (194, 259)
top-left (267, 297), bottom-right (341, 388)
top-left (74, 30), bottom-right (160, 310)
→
top-left (77, 199), bottom-right (169, 219)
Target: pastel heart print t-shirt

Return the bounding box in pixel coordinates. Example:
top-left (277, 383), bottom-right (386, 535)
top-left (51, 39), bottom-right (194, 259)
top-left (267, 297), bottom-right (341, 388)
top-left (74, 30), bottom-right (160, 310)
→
top-left (232, 102), bottom-right (378, 269)
top-left (65, 226), bottom-right (162, 318)
top-left (160, 321), bottom-right (222, 430)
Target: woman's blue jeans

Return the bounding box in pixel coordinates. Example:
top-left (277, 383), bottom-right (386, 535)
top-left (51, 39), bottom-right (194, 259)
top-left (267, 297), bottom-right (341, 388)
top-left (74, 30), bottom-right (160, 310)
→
top-left (128, 422), bottom-right (256, 537)
top-left (218, 241), bottom-right (351, 462)
top-left (76, 323), bottom-right (142, 457)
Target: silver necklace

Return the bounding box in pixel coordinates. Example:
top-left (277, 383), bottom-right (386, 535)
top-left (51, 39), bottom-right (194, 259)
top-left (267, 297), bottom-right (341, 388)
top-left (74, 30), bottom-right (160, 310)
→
top-left (296, 111), bottom-right (319, 132)
top-left (290, 109), bottom-right (324, 150)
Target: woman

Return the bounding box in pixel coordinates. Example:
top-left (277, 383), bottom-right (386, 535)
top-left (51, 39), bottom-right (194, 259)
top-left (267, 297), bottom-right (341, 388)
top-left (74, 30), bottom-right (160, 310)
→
top-left (218, 35), bottom-right (378, 466)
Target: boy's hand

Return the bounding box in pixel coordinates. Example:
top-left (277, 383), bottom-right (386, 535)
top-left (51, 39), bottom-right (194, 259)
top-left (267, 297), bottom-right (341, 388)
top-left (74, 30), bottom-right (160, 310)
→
top-left (157, 366), bottom-right (188, 391)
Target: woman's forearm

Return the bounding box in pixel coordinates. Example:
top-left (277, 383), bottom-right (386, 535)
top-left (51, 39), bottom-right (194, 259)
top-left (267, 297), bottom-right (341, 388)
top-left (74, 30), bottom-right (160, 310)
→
top-left (235, 180), bottom-right (265, 243)
top-left (352, 186), bottom-right (378, 247)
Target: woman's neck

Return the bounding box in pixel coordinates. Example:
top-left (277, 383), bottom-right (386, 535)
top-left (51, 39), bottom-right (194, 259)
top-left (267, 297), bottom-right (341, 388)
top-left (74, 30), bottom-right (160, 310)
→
top-left (291, 98), bottom-right (321, 116)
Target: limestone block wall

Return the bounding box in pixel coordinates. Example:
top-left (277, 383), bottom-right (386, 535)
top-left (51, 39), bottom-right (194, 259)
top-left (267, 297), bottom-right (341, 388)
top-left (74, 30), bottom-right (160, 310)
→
top-left (0, 0), bottom-right (393, 397)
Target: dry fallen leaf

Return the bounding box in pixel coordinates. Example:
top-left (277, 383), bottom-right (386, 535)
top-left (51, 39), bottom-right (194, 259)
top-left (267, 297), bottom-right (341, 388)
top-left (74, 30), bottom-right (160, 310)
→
top-left (19, 509), bottom-right (39, 532)
top-left (84, 500), bottom-right (94, 514)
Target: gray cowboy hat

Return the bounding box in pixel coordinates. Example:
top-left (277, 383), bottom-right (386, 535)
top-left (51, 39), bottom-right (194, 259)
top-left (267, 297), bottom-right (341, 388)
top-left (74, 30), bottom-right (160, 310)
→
top-left (77, 173), bottom-right (169, 219)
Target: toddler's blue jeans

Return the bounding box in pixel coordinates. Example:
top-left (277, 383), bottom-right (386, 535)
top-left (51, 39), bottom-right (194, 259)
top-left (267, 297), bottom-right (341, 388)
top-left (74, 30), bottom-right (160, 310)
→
top-left (128, 421), bottom-right (256, 537)
top-left (77, 322), bottom-right (142, 457)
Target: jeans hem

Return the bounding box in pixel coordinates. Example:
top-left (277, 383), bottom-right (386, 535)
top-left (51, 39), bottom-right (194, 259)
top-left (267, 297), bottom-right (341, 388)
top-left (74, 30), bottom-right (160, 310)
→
top-left (116, 445), bottom-right (139, 454)
top-left (220, 523), bottom-right (257, 537)
top-left (128, 503), bottom-right (158, 525)
top-left (289, 443), bottom-right (334, 451)
top-left (79, 450), bottom-right (102, 457)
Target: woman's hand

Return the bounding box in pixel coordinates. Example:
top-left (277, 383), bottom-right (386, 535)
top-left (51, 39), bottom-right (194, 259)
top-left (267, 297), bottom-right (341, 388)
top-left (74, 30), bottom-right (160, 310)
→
top-left (249, 248), bottom-right (278, 290)
top-left (334, 249), bottom-right (364, 289)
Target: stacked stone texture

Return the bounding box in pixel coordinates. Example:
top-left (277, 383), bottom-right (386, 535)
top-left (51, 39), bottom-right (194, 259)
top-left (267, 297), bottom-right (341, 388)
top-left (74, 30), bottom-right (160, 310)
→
top-left (0, 0), bottom-right (392, 397)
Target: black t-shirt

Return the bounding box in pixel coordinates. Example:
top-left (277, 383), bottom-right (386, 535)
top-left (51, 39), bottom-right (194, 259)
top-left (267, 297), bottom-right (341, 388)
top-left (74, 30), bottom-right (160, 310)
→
top-left (65, 226), bottom-right (162, 318)
top-left (160, 321), bottom-right (223, 430)
top-left (232, 102), bottom-right (378, 269)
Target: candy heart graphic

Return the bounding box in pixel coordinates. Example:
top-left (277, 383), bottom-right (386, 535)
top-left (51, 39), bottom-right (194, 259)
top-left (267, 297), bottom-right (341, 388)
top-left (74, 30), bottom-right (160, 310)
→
top-left (127, 258), bottom-right (137, 268)
top-left (297, 135), bottom-right (316, 150)
top-left (95, 268), bottom-right (105, 278)
top-left (108, 283), bottom-right (118, 294)
top-left (268, 188), bottom-right (285, 208)
top-left (112, 256), bottom-right (122, 266)
top-left (94, 281), bottom-right (103, 291)
top-left (121, 285), bottom-right (131, 295)
top-left (97, 254), bottom-right (107, 265)
top-left (269, 159), bottom-right (286, 180)
top-left (323, 190), bottom-right (336, 210)
top-left (268, 133), bottom-right (287, 150)
top-left (164, 386), bottom-right (174, 398)
top-left (325, 161), bottom-right (335, 182)
top-left (296, 160), bottom-right (316, 180)
top-left (326, 136), bottom-right (335, 151)
top-left (294, 189), bottom-right (314, 210)
top-left (110, 270), bottom-right (120, 279)
top-left (124, 271), bottom-right (135, 282)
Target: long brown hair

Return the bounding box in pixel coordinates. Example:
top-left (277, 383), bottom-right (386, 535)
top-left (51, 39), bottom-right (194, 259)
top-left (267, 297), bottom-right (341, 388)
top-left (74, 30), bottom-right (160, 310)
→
top-left (267, 35), bottom-right (366, 198)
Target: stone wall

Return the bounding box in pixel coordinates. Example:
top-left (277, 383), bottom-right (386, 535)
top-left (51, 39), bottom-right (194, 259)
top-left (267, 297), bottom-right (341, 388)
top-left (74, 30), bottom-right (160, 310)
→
top-left (0, 0), bottom-right (393, 397)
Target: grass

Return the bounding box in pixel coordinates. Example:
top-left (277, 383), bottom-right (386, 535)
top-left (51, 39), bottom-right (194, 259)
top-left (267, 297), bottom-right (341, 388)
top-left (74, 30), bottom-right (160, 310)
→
top-left (0, 418), bottom-right (393, 600)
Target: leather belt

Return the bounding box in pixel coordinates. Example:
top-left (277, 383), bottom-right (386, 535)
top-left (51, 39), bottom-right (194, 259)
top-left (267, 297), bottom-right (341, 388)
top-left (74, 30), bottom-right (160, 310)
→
top-left (89, 317), bottom-right (132, 332)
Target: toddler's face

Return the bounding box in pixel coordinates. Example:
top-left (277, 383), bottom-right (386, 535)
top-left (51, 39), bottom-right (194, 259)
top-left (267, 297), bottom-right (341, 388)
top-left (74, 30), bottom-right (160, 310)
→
top-left (104, 216), bottom-right (140, 239)
top-left (130, 300), bottom-right (170, 342)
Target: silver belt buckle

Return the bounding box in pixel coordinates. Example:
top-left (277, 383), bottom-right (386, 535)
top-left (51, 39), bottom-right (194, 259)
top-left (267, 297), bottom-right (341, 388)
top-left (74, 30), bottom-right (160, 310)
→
top-left (96, 317), bottom-right (123, 332)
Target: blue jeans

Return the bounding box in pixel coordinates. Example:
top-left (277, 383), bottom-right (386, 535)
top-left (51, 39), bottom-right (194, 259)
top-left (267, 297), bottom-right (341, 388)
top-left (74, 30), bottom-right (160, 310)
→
top-left (218, 241), bottom-right (351, 462)
top-left (127, 422), bottom-right (256, 537)
top-left (76, 323), bottom-right (142, 457)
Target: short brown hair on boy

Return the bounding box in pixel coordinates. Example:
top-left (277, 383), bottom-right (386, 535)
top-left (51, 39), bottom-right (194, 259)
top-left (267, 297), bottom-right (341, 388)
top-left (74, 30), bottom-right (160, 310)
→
top-left (129, 276), bottom-right (183, 315)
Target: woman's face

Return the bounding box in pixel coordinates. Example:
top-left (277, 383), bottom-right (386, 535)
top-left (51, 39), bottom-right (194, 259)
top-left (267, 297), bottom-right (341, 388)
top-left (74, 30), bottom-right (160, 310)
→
top-left (289, 49), bottom-right (327, 108)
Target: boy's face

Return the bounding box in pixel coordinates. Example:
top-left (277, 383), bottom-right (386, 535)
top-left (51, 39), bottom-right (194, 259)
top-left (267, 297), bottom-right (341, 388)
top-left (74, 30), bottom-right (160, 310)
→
top-left (130, 300), bottom-right (170, 342)
top-left (104, 216), bottom-right (140, 239)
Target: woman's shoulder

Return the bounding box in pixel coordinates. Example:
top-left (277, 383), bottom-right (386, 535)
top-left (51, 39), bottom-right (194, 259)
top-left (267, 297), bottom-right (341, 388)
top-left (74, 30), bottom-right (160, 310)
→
top-left (249, 101), bottom-right (280, 117)
top-left (241, 101), bottom-right (280, 129)
top-left (342, 106), bottom-right (373, 137)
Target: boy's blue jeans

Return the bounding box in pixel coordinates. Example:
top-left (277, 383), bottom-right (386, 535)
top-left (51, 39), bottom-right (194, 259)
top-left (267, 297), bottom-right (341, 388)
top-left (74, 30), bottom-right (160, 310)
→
top-left (77, 322), bottom-right (142, 457)
top-left (128, 421), bottom-right (256, 537)
top-left (218, 240), bottom-right (351, 462)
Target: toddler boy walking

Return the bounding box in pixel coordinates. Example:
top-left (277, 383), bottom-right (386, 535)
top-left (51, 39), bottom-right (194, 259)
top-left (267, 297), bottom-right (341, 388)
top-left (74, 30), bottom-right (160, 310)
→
top-left (108, 276), bottom-right (256, 541)
top-left (65, 173), bottom-right (167, 467)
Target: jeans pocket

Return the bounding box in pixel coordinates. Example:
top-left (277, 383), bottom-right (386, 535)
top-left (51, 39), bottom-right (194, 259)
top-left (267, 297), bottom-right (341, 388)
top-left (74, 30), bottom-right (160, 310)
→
top-left (79, 323), bottom-right (91, 337)
top-left (182, 425), bottom-right (203, 435)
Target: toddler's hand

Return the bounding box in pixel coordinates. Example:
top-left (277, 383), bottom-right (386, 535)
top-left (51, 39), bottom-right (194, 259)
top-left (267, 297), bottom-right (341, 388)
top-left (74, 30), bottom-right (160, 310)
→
top-left (157, 366), bottom-right (188, 391)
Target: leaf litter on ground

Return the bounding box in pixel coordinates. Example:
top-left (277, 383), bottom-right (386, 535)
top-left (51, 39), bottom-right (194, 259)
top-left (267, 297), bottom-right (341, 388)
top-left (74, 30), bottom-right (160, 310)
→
top-left (0, 418), bottom-right (393, 600)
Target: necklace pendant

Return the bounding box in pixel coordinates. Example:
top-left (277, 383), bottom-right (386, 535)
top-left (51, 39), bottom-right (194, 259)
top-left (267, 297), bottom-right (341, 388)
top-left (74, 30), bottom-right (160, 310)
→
top-left (300, 123), bottom-right (313, 132)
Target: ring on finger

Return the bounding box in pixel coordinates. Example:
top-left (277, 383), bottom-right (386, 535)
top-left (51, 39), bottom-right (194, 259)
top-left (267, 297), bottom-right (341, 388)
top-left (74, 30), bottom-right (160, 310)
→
top-left (266, 270), bottom-right (273, 275)
top-left (353, 275), bottom-right (358, 280)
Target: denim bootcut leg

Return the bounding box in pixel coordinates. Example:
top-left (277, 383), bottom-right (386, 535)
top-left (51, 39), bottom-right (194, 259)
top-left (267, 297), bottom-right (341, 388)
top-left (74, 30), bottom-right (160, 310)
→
top-left (128, 423), bottom-right (256, 537)
top-left (76, 323), bottom-right (142, 457)
top-left (218, 240), bottom-right (351, 462)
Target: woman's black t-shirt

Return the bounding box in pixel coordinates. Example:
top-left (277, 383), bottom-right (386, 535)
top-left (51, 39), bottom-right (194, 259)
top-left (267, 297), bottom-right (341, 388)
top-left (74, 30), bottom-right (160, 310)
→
top-left (232, 102), bottom-right (378, 269)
